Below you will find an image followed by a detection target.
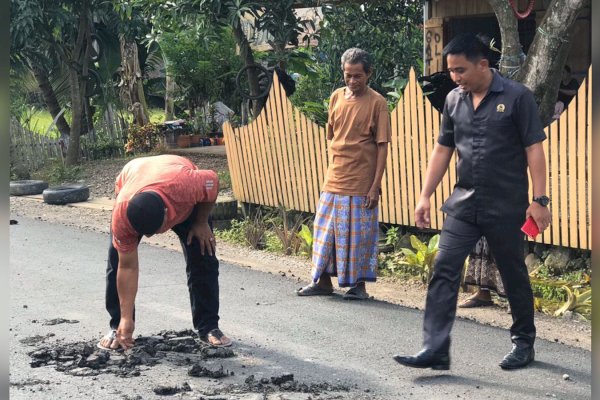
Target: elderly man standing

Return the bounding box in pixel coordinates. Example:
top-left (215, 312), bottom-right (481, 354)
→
top-left (297, 48), bottom-right (391, 300)
top-left (393, 33), bottom-right (551, 371)
top-left (98, 154), bottom-right (231, 350)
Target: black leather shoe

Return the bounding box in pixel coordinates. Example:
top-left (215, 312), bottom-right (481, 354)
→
top-left (393, 349), bottom-right (450, 370)
top-left (499, 344), bottom-right (535, 370)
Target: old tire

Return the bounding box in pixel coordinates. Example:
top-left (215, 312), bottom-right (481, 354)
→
top-left (10, 180), bottom-right (49, 196)
top-left (211, 196), bottom-right (238, 220)
top-left (42, 184), bottom-right (90, 205)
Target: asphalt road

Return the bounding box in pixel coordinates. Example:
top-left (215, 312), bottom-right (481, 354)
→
top-left (9, 216), bottom-right (591, 399)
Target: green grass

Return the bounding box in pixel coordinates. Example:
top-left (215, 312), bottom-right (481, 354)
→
top-left (20, 107), bottom-right (166, 137)
top-left (21, 109), bottom-right (64, 137)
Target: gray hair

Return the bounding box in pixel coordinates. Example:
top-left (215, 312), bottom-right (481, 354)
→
top-left (340, 48), bottom-right (373, 73)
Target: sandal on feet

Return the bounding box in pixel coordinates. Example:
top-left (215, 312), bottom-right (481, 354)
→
top-left (343, 286), bottom-right (369, 300)
top-left (97, 329), bottom-right (119, 351)
top-left (458, 298), bottom-right (494, 308)
top-left (199, 328), bottom-right (232, 348)
top-left (296, 282), bottom-right (333, 296)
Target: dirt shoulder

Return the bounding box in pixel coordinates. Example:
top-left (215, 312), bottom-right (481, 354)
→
top-left (9, 195), bottom-right (590, 351)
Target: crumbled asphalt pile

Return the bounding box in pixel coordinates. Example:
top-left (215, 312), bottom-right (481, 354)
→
top-left (236, 373), bottom-right (351, 395)
top-left (28, 329), bottom-right (234, 378)
top-left (188, 363), bottom-right (233, 378)
top-left (27, 329), bottom-right (354, 397)
top-left (153, 381), bottom-right (192, 395)
top-left (42, 318), bottom-right (80, 326)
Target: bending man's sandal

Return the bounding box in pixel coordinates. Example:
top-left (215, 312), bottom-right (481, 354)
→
top-left (199, 328), bottom-right (232, 347)
top-left (97, 329), bottom-right (120, 350)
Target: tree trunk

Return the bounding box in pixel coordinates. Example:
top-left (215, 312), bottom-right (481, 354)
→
top-left (66, 68), bottom-right (83, 166)
top-left (486, 0), bottom-right (522, 78)
top-left (489, 0), bottom-right (589, 125)
top-left (31, 65), bottom-right (71, 139)
top-left (517, 0), bottom-right (589, 125)
top-left (232, 21), bottom-right (263, 118)
top-left (119, 35), bottom-right (149, 126)
top-left (164, 64), bottom-right (176, 120)
top-left (65, 0), bottom-right (91, 166)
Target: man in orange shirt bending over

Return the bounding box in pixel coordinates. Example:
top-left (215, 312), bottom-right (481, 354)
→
top-left (98, 154), bottom-right (231, 350)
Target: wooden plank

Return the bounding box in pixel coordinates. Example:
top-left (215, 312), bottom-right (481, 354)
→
top-left (228, 124), bottom-right (248, 202)
top-left (539, 126), bottom-right (551, 245)
top-left (253, 113), bottom-right (272, 206)
top-left (378, 105), bottom-right (391, 223)
top-left (380, 101), bottom-right (399, 224)
top-left (586, 69), bottom-right (592, 249)
top-left (404, 70), bottom-right (417, 226)
top-left (558, 109), bottom-right (569, 247)
top-left (258, 107), bottom-right (277, 207)
top-left (281, 91), bottom-right (301, 211)
top-left (396, 96), bottom-right (409, 225)
top-left (317, 122), bottom-right (328, 190)
top-left (278, 85), bottom-right (297, 210)
top-left (222, 124), bottom-right (240, 198)
top-left (415, 68), bottom-right (428, 227)
top-left (240, 123), bottom-right (259, 204)
top-left (247, 117), bottom-right (265, 206)
top-left (567, 88), bottom-right (578, 248)
top-left (305, 114), bottom-right (321, 210)
top-left (312, 122), bottom-right (326, 194)
top-left (272, 73), bottom-right (293, 209)
top-left (576, 77), bottom-right (587, 249)
top-left (549, 120), bottom-right (560, 246)
top-left (289, 99), bottom-right (307, 212)
top-left (422, 91), bottom-right (433, 228)
top-left (390, 100), bottom-right (402, 225)
top-left (238, 123), bottom-right (255, 203)
top-left (267, 74), bottom-right (289, 207)
top-left (431, 104), bottom-right (445, 230)
top-left (294, 107), bottom-right (311, 212)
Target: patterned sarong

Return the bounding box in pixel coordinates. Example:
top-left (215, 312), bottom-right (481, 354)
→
top-left (311, 192), bottom-right (379, 287)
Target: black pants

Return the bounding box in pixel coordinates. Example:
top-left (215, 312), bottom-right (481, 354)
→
top-left (423, 215), bottom-right (536, 354)
top-left (105, 212), bottom-right (220, 336)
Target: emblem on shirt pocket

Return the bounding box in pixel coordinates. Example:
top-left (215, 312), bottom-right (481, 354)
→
top-left (205, 180), bottom-right (215, 190)
top-left (496, 104), bottom-right (505, 113)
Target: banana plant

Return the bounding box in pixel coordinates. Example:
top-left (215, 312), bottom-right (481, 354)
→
top-left (554, 286), bottom-right (592, 318)
top-left (297, 224), bottom-right (313, 258)
top-left (399, 234), bottom-right (440, 284)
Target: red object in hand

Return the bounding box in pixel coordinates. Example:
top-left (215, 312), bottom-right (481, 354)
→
top-left (521, 216), bottom-right (540, 239)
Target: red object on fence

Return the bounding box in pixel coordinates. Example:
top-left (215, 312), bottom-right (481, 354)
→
top-left (508, 0), bottom-right (535, 19)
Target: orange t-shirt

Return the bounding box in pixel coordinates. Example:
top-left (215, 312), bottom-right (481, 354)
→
top-left (322, 86), bottom-right (391, 195)
top-left (111, 154), bottom-right (218, 253)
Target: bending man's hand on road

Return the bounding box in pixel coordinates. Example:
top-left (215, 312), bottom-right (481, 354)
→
top-left (116, 318), bottom-right (135, 350)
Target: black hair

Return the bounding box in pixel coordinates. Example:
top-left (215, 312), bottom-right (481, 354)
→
top-left (341, 48), bottom-right (373, 73)
top-left (127, 191), bottom-right (165, 235)
top-left (442, 33), bottom-right (491, 64)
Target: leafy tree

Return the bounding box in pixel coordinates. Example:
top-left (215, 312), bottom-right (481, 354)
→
top-left (135, 0), bottom-right (311, 117)
top-left (11, 0), bottom-right (97, 166)
top-left (159, 27), bottom-right (242, 116)
top-left (290, 0), bottom-right (424, 123)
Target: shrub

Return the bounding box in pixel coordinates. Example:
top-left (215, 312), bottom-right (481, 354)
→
top-left (124, 123), bottom-right (163, 154)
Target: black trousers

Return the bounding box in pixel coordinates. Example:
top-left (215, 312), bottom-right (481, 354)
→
top-left (423, 215), bottom-right (536, 354)
top-left (105, 212), bottom-right (220, 336)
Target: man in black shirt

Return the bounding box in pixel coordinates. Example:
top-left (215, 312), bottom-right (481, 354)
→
top-left (393, 33), bottom-right (551, 371)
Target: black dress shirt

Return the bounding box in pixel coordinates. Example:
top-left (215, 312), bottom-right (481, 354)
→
top-left (437, 70), bottom-right (546, 223)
